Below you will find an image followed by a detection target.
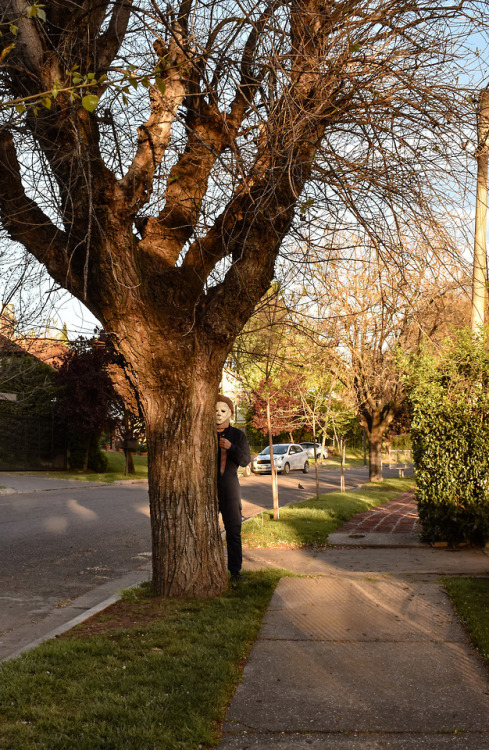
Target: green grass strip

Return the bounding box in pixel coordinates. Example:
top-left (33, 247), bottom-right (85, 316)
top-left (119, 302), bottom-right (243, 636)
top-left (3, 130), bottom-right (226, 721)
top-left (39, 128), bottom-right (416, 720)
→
top-left (242, 477), bottom-right (414, 548)
top-left (25, 451), bottom-right (149, 483)
top-left (0, 570), bottom-right (287, 749)
top-left (443, 577), bottom-right (489, 666)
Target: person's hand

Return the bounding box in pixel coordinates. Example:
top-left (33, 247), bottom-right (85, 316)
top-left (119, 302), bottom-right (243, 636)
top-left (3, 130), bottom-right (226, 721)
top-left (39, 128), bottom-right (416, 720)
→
top-left (219, 437), bottom-right (232, 450)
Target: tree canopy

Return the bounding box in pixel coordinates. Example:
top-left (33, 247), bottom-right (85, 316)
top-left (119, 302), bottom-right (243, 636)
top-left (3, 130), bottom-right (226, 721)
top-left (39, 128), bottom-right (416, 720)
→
top-left (0, 0), bottom-right (488, 596)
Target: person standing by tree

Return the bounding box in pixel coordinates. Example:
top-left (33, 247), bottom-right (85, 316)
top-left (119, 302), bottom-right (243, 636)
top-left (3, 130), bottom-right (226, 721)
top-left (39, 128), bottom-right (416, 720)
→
top-left (216, 396), bottom-right (250, 584)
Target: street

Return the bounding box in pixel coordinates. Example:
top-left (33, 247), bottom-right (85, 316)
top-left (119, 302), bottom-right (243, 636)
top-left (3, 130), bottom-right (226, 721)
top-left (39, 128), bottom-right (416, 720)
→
top-left (0, 464), bottom-right (411, 659)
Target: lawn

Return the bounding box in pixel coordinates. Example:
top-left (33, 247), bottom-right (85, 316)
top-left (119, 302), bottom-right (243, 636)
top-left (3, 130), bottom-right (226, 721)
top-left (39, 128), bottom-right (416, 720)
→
top-left (33, 451), bottom-right (148, 483)
top-left (443, 577), bottom-right (489, 666)
top-left (241, 476), bottom-right (414, 548)
top-left (0, 570), bottom-right (287, 750)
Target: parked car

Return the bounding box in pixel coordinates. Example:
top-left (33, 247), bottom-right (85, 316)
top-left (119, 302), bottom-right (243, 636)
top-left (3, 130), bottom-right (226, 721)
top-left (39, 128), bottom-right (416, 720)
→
top-left (299, 442), bottom-right (327, 460)
top-left (252, 444), bottom-right (309, 474)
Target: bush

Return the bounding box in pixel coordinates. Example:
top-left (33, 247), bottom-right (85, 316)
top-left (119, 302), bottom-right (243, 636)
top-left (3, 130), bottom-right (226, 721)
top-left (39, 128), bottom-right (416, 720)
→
top-left (402, 329), bottom-right (489, 546)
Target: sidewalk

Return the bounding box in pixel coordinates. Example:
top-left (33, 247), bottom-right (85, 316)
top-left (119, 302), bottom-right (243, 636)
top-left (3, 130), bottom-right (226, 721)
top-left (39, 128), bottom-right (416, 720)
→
top-left (218, 494), bottom-right (489, 749)
top-left (328, 490), bottom-right (424, 547)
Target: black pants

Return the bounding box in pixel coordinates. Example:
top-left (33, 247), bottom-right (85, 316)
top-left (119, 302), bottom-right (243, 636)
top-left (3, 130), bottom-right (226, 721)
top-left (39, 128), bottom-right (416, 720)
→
top-left (218, 482), bottom-right (242, 575)
top-left (223, 522), bottom-right (242, 575)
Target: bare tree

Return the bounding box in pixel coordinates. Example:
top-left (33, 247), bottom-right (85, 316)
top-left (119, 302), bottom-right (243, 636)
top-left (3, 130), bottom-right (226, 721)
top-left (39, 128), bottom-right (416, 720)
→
top-left (299, 244), bottom-right (469, 480)
top-left (0, 0), bottom-right (488, 595)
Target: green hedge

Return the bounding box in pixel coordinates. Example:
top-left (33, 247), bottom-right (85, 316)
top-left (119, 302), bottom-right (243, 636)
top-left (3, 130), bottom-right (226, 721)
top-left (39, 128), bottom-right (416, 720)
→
top-left (402, 329), bottom-right (489, 546)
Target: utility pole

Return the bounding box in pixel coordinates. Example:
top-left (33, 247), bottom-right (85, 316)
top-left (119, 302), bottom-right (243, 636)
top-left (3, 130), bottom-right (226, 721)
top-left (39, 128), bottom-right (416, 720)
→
top-left (471, 87), bottom-right (489, 333)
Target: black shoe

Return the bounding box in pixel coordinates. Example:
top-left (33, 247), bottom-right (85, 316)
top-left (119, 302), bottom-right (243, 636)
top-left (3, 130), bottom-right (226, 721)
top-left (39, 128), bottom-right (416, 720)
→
top-left (230, 571), bottom-right (243, 585)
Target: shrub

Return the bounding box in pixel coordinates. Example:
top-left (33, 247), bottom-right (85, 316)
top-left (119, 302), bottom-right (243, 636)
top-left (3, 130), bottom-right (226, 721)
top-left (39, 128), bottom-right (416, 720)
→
top-left (402, 329), bottom-right (489, 546)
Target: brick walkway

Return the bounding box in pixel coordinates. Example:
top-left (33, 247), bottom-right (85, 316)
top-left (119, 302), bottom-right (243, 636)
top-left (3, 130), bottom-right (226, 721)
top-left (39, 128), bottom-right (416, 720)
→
top-left (336, 491), bottom-right (420, 535)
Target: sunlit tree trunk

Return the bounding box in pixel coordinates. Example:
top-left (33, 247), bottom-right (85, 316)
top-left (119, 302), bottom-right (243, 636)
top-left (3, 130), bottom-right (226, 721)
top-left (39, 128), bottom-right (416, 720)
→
top-left (471, 88), bottom-right (489, 333)
top-left (368, 428), bottom-right (384, 482)
top-left (140, 359), bottom-right (228, 596)
top-left (266, 397), bottom-right (280, 520)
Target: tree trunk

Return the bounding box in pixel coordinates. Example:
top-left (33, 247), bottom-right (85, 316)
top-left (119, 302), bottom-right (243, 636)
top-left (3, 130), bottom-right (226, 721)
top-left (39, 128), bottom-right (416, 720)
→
top-left (359, 403), bottom-right (397, 483)
top-left (471, 87), bottom-right (489, 332)
top-left (82, 439), bottom-right (90, 472)
top-left (124, 449), bottom-right (135, 475)
top-left (312, 414), bottom-right (320, 502)
top-left (266, 397), bottom-right (280, 520)
top-left (142, 374), bottom-right (227, 598)
top-left (368, 426), bottom-right (383, 482)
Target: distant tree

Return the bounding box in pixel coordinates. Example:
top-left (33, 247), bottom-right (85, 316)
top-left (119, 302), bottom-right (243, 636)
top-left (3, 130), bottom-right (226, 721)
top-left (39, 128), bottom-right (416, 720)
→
top-left (251, 375), bottom-right (304, 441)
top-left (0, 346), bottom-right (56, 416)
top-left (297, 242), bottom-right (469, 481)
top-left (54, 338), bottom-right (116, 471)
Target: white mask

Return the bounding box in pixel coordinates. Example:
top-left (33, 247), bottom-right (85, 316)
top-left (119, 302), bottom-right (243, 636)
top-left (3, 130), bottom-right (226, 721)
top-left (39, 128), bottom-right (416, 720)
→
top-left (216, 401), bottom-right (232, 426)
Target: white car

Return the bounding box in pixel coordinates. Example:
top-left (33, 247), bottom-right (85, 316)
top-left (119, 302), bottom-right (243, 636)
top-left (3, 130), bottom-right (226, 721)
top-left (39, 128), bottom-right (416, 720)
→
top-left (253, 444), bottom-right (309, 474)
top-left (299, 442), bottom-right (327, 459)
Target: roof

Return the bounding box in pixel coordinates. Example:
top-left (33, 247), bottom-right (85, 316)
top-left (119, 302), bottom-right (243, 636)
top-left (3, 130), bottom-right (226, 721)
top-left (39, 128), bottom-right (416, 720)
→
top-left (0, 333), bottom-right (31, 358)
top-left (14, 337), bottom-right (68, 368)
top-left (0, 334), bottom-right (68, 368)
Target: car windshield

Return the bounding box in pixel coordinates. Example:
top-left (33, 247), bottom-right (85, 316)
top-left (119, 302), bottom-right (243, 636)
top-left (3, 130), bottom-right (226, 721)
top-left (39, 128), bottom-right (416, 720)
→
top-left (259, 445), bottom-right (288, 456)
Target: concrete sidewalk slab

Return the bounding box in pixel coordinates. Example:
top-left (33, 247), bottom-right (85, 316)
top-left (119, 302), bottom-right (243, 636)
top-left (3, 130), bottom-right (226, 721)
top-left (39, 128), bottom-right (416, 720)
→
top-left (259, 576), bottom-right (464, 643)
top-left (243, 546), bottom-right (489, 577)
top-left (219, 575), bottom-right (489, 749)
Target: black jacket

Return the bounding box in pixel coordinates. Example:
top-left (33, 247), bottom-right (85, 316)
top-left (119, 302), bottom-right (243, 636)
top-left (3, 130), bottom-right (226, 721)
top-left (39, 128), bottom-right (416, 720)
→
top-left (217, 425), bottom-right (251, 524)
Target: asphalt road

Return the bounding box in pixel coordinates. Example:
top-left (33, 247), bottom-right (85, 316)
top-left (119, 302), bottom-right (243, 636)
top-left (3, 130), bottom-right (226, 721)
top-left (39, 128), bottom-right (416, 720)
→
top-left (0, 464), bottom-right (412, 659)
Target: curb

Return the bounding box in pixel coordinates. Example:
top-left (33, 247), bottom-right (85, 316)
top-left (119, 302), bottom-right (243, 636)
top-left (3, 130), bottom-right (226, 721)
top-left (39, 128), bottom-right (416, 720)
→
top-left (1, 569), bottom-right (150, 662)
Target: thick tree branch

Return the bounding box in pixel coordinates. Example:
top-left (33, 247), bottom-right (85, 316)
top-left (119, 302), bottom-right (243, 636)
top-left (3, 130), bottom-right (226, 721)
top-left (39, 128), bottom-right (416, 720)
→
top-left (116, 31), bottom-right (188, 215)
top-left (96, 0), bottom-right (133, 71)
top-left (0, 129), bottom-right (74, 291)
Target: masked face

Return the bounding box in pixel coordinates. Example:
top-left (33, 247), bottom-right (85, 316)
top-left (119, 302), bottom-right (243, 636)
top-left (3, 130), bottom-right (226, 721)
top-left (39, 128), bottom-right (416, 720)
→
top-left (216, 401), bottom-right (232, 426)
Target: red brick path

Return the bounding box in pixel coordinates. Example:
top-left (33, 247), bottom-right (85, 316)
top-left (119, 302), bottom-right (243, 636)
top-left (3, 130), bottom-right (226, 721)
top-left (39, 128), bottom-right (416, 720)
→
top-left (336, 491), bottom-right (420, 535)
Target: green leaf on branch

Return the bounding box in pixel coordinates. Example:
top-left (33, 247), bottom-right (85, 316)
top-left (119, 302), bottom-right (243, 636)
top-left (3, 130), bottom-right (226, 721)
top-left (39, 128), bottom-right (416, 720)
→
top-left (82, 94), bottom-right (99, 112)
top-left (155, 78), bottom-right (167, 96)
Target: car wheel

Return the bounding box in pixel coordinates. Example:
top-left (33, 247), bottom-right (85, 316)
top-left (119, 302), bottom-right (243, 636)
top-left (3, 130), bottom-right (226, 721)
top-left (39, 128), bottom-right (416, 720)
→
top-left (282, 462), bottom-right (290, 474)
top-left (303, 461), bottom-right (309, 473)
top-left (244, 464), bottom-right (251, 476)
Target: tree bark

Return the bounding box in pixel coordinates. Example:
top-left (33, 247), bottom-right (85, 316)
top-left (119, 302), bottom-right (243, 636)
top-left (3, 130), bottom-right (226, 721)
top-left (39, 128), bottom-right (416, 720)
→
top-left (471, 87), bottom-right (489, 332)
top-left (266, 397), bottom-right (280, 520)
top-left (368, 426), bottom-right (383, 482)
top-left (82, 439), bottom-right (90, 472)
top-left (143, 370), bottom-right (227, 597)
top-left (124, 449), bottom-right (135, 476)
top-left (359, 404), bottom-right (397, 482)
